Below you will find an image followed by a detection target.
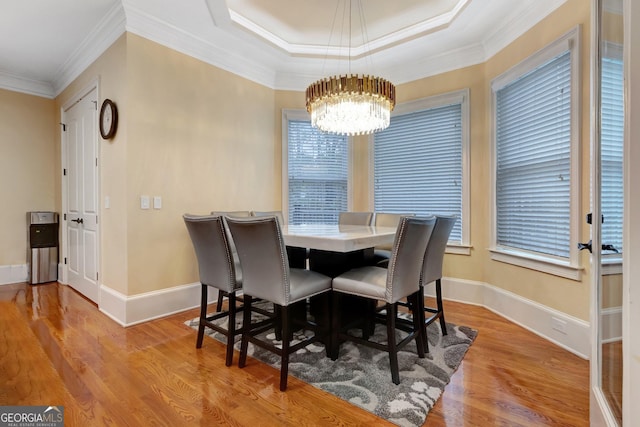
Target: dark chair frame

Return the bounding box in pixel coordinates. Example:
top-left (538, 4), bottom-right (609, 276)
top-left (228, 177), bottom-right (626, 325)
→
top-left (330, 216), bottom-right (435, 384)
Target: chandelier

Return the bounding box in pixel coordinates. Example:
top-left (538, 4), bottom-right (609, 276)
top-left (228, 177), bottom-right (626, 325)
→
top-left (305, 2), bottom-right (396, 136)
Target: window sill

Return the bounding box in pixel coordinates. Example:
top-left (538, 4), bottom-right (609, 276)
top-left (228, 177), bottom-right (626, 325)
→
top-left (490, 247), bottom-right (583, 281)
top-left (446, 244), bottom-right (471, 256)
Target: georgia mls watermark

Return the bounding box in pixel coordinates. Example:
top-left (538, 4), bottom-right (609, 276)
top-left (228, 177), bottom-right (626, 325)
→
top-left (0, 406), bottom-right (64, 427)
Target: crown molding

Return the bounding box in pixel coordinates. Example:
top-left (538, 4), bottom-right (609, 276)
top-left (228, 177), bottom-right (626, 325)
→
top-left (52, 2), bottom-right (127, 97)
top-left (482, 0), bottom-right (568, 60)
top-left (124, 4), bottom-right (278, 89)
top-left (0, 71), bottom-right (55, 98)
top-left (227, 0), bottom-right (471, 59)
top-left (1, 0), bottom-right (569, 98)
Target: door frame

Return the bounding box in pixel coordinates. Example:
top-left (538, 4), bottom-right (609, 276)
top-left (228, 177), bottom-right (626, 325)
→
top-left (60, 78), bottom-right (101, 292)
top-left (622, 1), bottom-right (640, 424)
top-left (588, 0), bottom-right (616, 424)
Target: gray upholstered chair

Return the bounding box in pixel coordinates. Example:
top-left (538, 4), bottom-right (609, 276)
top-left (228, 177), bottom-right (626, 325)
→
top-left (417, 215), bottom-right (457, 348)
top-left (183, 214), bottom-right (242, 367)
top-left (330, 215), bottom-right (436, 384)
top-left (372, 212), bottom-right (415, 267)
top-left (213, 210), bottom-right (251, 218)
top-left (209, 211), bottom-right (251, 311)
top-left (251, 210), bottom-right (285, 224)
top-left (338, 211), bottom-right (373, 226)
top-left (225, 215), bottom-right (332, 391)
top-left (251, 210), bottom-right (307, 269)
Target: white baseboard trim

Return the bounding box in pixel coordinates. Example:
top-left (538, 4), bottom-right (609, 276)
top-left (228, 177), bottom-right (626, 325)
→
top-left (98, 282), bottom-right (217, 327)
top-left (601, 306), bottom-right (622, 343)
top-left (424, 277), bottom-right (590, 359)
top-left (0, 264), bottom-right (28, 285)
top-left (97, 276), bottom-right (591, 358)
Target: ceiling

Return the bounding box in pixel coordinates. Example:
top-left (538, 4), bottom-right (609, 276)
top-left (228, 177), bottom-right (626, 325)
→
top-left (0, 0), bottom-right (567, 99)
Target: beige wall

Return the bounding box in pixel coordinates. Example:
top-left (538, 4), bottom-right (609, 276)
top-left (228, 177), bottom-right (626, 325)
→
top-left (123, 34), bottom-right (277, 294)
top-left (1, 0), bottom-right (592, 320)
top-left (54, 33), bottom-right (277, 296)
top-left (0, 89), bottom-right (56, 265)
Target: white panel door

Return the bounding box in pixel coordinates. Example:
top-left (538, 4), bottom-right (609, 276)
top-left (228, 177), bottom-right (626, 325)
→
top-left (65, 88), bottom-right (99, 303)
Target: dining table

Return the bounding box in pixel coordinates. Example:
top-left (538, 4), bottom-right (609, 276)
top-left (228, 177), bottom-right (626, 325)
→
top-left (281, 223), bottom-right (399, 349)
top-left (282, 223), bottom-right (397, 254)
top-left (282, 223), bottom-right (397, 277)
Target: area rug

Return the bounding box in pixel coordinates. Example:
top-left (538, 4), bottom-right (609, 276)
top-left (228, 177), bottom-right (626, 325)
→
top-left (185, 307), bottom-right (477, 427)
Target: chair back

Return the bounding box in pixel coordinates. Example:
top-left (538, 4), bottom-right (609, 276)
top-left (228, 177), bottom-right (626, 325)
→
top-left (211, 210), bottom-right (251, 218)
top-left (374, 212), bottom-right (414, 227)
top-left (386, 216), bottom-right (436, 303)
top-left (421, 215), bottom-right (457, 285)
top-left (338, 211), bottom-right (373, 226)
top-left (183, 214), bottom-right (239, 293)
top-left (225, 216), bottom-right (291, 306)
top-left (251, 210), bottom-right (285, 226)
top-left (373, 212), bottom-right (415, 250)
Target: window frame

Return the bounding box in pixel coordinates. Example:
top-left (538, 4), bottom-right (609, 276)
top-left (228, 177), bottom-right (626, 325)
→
top-left (489, 26), bottom-right (582, 280)
top-left (282, 109), bottom-right (353, 224)
top-left (368, 89), bottom-right (471, 255)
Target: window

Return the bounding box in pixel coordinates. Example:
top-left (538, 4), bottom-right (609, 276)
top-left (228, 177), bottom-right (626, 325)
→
top-left (372, 90), bottom-right (470, 251)
top-left (283, 110), bottom-right (349, 224)
top-left (491, 27), bottom-right (581, 279)
top-left (601, 51), bottom-right (623, 257)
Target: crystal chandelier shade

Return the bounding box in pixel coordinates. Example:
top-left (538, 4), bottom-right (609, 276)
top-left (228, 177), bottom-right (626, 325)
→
top-left (306, 74), bottom-right (396, 135)
top-left (305, 0), bottom-right (396, 136)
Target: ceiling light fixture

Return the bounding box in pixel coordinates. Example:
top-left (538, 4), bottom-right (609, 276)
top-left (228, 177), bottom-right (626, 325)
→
top-left (305, 0), bottom-right (396, 136)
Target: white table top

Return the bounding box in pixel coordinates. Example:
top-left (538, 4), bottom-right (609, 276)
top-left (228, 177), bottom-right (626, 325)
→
top-left (282, 224), bottom-right (397, 253)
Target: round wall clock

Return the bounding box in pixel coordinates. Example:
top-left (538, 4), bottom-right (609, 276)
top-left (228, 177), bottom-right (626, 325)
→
top-left (99, 99), bottom-right (118, 139)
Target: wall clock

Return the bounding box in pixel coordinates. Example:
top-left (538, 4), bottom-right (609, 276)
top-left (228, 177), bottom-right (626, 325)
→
top-left (99, 99), bottom-right (118, 139)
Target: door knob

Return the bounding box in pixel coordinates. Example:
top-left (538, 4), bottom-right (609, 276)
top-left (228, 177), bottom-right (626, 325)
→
top-left (578, 240), bottom-right (592, 253)
top-left (71, 218), bottom-right (84, 224)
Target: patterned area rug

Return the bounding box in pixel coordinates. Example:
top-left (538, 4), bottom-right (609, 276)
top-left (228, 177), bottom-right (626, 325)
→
top-left (186, 306), bottom-right (476, 426)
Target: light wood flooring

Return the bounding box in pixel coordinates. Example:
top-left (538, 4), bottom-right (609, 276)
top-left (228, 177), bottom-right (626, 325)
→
top-left (0, 282), bottom-right (589, 426)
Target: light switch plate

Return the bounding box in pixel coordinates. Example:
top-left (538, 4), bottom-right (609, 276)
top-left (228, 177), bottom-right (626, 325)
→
top-left (153, 196), bottom-right (162, 209)
top-left (140, 195), bottom-right (150, 209)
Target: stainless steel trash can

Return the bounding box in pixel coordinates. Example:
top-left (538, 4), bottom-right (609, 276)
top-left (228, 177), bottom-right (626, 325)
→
top-left (27, 211), bottom-right (59, 284)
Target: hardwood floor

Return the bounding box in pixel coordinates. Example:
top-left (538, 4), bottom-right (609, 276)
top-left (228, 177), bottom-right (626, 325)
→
top-left (0, 282), bottom-right (589, 426)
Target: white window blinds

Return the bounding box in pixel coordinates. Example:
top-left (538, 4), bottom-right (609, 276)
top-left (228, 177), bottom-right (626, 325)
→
top-left (374, 104), bottom-right (463, 243)
top-left (601, 56), bottom-right (624, 253)
top-left (495, 51), bottom-right (572, 258)
top-left (287, 120), bottom-right (348, 225)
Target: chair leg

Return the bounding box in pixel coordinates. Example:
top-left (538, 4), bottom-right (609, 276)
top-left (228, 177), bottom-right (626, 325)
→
top-left (408, 292), bottom-right (426, 358)
top-left (280, 305), bottom-right (290, 391)
top-left (418, 286), bottom-right (430, 353)
top-left (196, 285), bottom-right (208, 348)
top-left (329, 292), bottom-right (341, 361)
top-left (274, 305), bottom-right (283, 341)
top-left (238, 295), bottom-right (252, 369)
top-left (386, 303), bottom-right (400, 385)
top-left (435, 279), bottom-right (447, 336)
top-left (216, 289), bottom-right (224, 312)
top-left (225, 292), bottom-right (237, 366)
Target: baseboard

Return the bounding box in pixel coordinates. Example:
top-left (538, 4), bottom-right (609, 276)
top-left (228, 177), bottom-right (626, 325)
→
top-left (424, 277), bottom-right (590, 359)
top-left (98, 282), bottom-right (216, 327)
top-left (97, 276), bottom-right (591, 357)
top-left (601, 306), bottom-right (622, 343)
top-left (0, 264), bottom-right (28, 285)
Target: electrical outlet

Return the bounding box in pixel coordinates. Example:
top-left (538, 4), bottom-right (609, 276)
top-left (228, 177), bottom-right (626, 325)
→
top-left (551, 317), bottom-right (567, 334)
